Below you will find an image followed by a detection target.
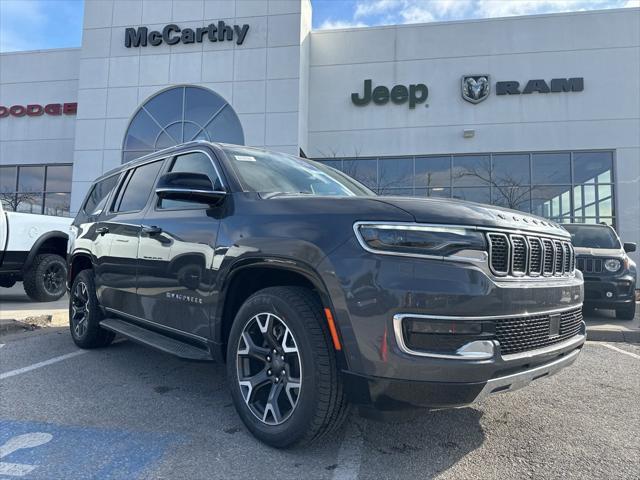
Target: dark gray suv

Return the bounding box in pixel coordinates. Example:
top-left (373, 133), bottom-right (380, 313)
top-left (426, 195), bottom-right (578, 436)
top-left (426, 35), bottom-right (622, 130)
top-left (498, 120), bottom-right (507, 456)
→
top-left (68, 141), bottom-right (585, 447)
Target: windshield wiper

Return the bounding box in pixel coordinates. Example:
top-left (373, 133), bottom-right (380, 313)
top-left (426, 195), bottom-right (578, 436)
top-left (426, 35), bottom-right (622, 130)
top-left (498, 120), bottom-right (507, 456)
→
top-left (262, 191), bottom-right (314, 199)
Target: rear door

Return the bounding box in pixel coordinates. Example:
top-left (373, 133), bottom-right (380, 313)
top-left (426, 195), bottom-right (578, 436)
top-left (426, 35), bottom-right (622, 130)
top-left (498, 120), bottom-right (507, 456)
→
top-left (95, 159), bottom-right (164, 318)
top-left (136, 150), bottom-right (224, 339)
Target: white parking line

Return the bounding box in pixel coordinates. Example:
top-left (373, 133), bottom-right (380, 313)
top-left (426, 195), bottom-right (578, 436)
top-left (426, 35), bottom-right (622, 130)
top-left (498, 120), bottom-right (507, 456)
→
top-left (332, 419), bottom-right (364, 480)
top-left (587, 341), bottom-right (640, 360)
top-left (0, 350), bottom-right (87, 380)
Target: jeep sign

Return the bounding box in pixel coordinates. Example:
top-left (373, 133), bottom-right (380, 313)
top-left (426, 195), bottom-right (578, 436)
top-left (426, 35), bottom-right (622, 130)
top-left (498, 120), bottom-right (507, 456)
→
top-left (351, 79), bottom-right (428, 109)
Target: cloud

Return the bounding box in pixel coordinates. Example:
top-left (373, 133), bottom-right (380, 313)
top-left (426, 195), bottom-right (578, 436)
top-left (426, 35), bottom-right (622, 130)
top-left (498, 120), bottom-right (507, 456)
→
top-left (317, 19), bottom-right (369, 30)
top-left (342, 0), bottom-right (637, 29)
top-left (0, 0), bottom-right (83, 53)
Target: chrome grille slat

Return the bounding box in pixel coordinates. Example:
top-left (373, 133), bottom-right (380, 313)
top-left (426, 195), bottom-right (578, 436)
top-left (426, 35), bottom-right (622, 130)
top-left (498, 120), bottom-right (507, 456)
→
top-left (488, 232), bottom-right (575, 278)
top-left (495, 307), bottom-right (583, 355)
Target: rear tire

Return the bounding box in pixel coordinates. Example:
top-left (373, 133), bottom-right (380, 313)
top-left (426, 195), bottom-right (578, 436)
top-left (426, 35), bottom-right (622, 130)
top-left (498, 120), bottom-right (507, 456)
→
top-left (69, 269), bottom-right (115, 349)
top-left (226, 286), bottom-right (349, 448)
top-left (615, 302), bottom-right (636, 321)
top-left (23, 254), bottom-right (67, 302)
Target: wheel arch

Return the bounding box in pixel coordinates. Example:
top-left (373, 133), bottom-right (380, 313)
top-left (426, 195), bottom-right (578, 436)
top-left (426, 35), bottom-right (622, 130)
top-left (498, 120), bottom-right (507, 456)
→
top-left (23, 231), bottom-right (68, 273)
top-left (214, 259), bottom-right (340, 362)
top-left (68, 252), bottom-right (94, 287)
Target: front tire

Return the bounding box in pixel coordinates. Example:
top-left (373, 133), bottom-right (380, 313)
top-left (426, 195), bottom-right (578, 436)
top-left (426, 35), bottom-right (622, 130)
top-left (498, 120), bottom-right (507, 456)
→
top-left (69, 270), bottom-right (115, 349)
top-left (615, 302), bottom-right (636, 320)
top-left (23, 254), bottom-right (67, 302)
top-left (226, 287), bottom-right (349, 448)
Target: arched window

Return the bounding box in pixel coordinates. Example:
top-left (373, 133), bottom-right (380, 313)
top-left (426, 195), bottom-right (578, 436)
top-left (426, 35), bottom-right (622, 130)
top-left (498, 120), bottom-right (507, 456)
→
top-left (122, 86), bottom-right (244, 163)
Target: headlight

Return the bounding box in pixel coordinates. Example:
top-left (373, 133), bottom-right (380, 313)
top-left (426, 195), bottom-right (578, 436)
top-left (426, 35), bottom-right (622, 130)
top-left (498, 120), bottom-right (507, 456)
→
top-left (604, 259), bottom-right (621, 272)
top-left (354, 223), bottom-right (486, 258)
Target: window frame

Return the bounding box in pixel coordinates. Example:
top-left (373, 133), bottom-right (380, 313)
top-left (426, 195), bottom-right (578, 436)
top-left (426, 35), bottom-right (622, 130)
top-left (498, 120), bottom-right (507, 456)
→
top-left (109, 158), bottom-right (166, 215)
top-left (153, 148), bottom-right (226, 212)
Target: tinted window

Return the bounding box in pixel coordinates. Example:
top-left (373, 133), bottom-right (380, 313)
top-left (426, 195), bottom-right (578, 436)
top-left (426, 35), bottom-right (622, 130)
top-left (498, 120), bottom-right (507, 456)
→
top-left (84, 175), bottom-right (119, 216)
top-left (159, 152), bottom-right (222, 209)
top-left (115, 161), bottom-right (163, 212)
top-left (563, 225), bottom-right (620, 249)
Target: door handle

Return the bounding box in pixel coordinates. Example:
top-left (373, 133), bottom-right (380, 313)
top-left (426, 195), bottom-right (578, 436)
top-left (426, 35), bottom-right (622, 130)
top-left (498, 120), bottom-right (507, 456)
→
top-left (142, 225), bottom-right (162, 235)
top-left (96, 226), bottom-right (109, 235)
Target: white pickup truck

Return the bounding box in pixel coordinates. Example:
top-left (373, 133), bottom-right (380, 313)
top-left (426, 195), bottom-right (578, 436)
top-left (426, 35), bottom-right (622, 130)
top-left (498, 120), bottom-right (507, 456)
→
top-left (0, 202), bottom-right (72, 301)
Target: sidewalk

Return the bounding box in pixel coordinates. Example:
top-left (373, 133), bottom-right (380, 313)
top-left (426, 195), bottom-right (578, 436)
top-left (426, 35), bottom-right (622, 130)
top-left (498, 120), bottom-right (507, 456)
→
top-left (1, 282), bottom-right (638, 342)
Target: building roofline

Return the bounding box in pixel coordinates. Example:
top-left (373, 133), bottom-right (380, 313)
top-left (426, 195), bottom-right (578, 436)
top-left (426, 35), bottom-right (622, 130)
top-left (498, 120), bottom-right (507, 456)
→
top-left (312, 6), bottom-right (639, 34)
top-left (0, 46), bottom-right (81, 57)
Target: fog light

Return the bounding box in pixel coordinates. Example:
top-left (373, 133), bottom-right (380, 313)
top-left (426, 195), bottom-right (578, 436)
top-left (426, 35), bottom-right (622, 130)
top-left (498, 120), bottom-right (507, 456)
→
top-left (406, 319), bottom-right (482, 335)
top-left (606, 291), bottom-right (613, 298)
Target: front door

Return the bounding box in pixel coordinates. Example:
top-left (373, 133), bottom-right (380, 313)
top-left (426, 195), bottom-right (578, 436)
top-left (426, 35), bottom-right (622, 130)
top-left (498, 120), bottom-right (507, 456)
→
top-left (94, 159), bottom-right (164, 318)
top-left (136, 150), bottom-right (224, 339)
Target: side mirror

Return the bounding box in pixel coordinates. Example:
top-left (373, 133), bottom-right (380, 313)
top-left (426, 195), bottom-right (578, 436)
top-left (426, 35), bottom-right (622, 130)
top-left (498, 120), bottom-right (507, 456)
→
top-left (156, 172), bottom-right (226, 205)
top-left (623, 242), bottom-right (636, 253)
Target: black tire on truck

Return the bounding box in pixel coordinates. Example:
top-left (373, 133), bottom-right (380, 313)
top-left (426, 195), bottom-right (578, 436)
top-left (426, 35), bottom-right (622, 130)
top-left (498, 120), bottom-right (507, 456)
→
top-left (69, 269), bottom-right (115, 349)
top-left (615, 302), bottom-right (636, 320)
top-left (23, 253), bottom-right (67, 302)
top-left (227, 286), bottom-right (349, 448)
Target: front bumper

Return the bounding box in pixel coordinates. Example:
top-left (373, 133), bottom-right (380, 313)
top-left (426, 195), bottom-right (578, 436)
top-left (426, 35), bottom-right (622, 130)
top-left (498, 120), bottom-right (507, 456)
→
top-left (343, 333), bottom-right (585, 410)
top-left (583, 275), bottom-right (636, 307)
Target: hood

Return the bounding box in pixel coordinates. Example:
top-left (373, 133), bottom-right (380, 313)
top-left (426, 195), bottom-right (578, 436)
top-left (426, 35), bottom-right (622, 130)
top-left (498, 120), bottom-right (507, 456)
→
top-left (573, 247), bottom-right (623, 257)
top-left (372, 196), bottom-right (570, 238)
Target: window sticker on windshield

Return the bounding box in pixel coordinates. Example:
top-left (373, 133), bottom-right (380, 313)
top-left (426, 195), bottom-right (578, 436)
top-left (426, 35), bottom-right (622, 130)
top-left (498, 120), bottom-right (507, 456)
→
top-left (235, 155), bottom-right (256, 162)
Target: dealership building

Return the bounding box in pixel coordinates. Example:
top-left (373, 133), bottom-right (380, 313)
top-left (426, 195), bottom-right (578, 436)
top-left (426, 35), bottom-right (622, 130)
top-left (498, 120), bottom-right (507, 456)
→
top-left (0, 1), bottom-right (638, 259)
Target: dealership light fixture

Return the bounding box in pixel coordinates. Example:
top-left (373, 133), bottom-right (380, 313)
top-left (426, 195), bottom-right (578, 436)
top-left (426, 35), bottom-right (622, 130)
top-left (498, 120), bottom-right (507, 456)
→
top-left (463, 129), bottom-right (475, 138)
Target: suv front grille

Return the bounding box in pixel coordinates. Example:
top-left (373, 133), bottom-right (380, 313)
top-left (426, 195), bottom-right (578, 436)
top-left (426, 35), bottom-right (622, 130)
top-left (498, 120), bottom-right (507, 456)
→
top-left (576, 256), bottom-right (603, 273)
top-left (488, 232), bottom-right (575, 278)
top-left (495, 307), bottom-right (583, 356)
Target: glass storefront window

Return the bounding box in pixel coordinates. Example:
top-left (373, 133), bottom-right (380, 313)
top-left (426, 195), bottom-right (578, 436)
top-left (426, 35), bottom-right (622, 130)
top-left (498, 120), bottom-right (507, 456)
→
top-left (122, 86), bottom-right (244, 163)
top-left (317, 150), bottom-right (615, 227)
top-left (452, 155), bottom-right (491, 186)
top-left (415, 156), bottom-right (450, 188)
top-left (0, 164), bottom-right (72, 216)
top-left (343, 158), bottom-right (377, 189)
top-left (532, 153), bottom-right (571, 184)
top-left (378, 158), bottom-right (413, 193)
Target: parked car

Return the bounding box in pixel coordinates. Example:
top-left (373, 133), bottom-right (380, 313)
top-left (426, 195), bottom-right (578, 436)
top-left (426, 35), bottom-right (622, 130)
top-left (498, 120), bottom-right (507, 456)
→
top-left (67, 141), bottom-right (585, 448)
top-left (563, 224), bottom-right (636, 320)
top-left (0, 202), bottom-right (71, 301)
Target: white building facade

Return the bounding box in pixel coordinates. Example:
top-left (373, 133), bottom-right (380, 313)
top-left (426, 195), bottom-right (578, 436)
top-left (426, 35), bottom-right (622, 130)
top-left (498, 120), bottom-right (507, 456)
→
top-left (0, 1), bottom-right (638, 261)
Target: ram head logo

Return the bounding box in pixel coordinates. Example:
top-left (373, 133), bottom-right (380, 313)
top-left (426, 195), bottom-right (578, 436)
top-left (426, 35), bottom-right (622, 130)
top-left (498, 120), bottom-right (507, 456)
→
top-left (462, 75), bottom-right (490, 104)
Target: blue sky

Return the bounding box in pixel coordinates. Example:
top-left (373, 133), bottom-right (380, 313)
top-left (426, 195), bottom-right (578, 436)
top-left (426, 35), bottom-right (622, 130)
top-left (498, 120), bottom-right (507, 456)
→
top-left (1, 0), bottom-right (638, 52)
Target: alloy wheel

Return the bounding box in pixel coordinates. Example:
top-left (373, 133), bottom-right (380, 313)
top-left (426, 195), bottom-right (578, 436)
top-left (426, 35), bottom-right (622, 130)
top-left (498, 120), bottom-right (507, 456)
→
top-left (43, 263), bottom-right (64, 295)
top-left (71, 281), bottom-right (90, 338)
top-left (236, 312), bottom-right (302, 425)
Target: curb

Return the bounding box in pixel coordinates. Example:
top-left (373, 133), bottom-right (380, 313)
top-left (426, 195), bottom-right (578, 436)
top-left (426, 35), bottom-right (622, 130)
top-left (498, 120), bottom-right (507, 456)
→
top-left (586, 326), bottom-right (640, 343)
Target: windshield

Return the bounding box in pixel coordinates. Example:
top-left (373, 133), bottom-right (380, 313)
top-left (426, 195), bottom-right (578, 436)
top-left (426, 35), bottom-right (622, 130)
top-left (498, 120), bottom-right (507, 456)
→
top-left (563, 224), bottom-right (621, 249)
top-left (222, 146), bottom-right (375, 198)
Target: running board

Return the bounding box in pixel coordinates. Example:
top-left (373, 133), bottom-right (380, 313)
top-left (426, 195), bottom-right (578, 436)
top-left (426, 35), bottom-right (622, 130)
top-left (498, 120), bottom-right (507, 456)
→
top-left (100, 318), bottom-right (212, 361)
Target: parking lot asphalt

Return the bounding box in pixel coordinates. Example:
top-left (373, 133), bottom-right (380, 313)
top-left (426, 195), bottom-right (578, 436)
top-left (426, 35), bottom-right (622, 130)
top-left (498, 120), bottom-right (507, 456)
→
top-left (1, 326), bottom-right (639, 480)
